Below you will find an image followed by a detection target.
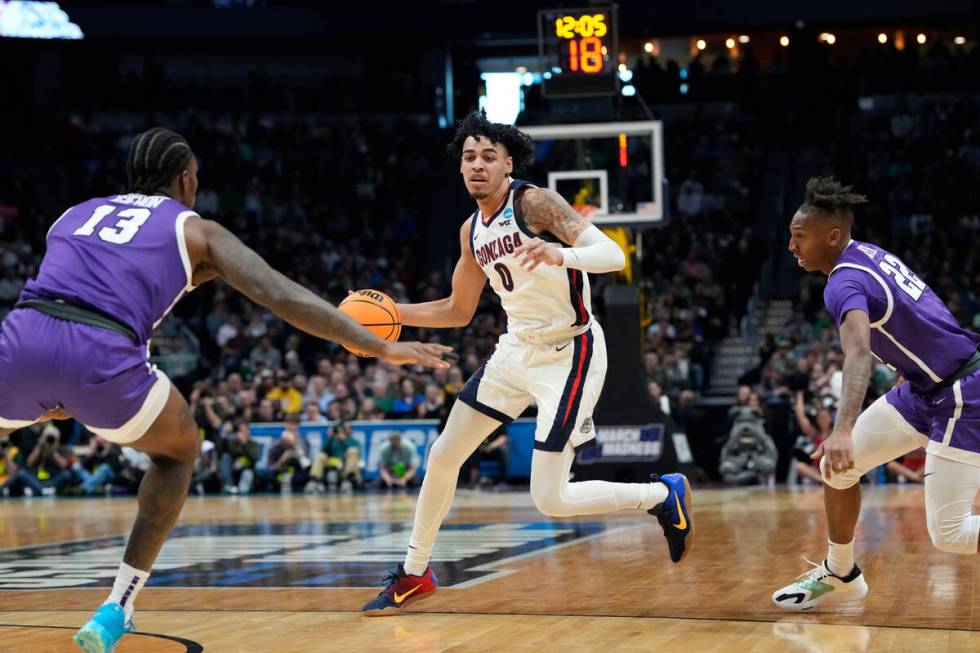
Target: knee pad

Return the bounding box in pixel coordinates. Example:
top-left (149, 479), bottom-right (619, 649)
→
top-left (819, 456), bottom-right (862, 490)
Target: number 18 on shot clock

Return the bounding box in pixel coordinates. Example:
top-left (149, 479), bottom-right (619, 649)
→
top-left (538, 6), bottom-right (619, 98)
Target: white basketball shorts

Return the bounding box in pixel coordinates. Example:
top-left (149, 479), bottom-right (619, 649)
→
top-left (458, 322), bottom-right (607, 452)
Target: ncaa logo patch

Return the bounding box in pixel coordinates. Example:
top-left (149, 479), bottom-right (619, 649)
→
top-left (503, 208), bottom-right (514, 219)
top-left (0, 522), bottom-right (612, 590)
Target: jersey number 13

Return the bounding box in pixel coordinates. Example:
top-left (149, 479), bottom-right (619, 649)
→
top-left (73, 205), bottom-right (151, 245)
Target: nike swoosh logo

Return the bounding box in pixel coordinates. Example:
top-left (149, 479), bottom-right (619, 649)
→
top-left (776, 592), bottom-right (806, 604)
top-left (923, 472), bottom-right (935, 478)
top-left (393, 584), bottom-right (422, 603)
top-left (673, 493), bottom-right (687, 530)
top-left (933, 398), bottom-right (946, 405)
top-left (556, 343), bottom-right (570, 351)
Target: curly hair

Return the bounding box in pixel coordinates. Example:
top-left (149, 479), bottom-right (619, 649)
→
top-left (801, 176), bottom-right (868, 218)
top-left (126, 127), bottom-right (194, 195)
top-left (448, 111), bottom-right (535, 171)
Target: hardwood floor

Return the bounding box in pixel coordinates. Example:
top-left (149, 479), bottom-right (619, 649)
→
top-left (0, 485), bottom-right (976, 651)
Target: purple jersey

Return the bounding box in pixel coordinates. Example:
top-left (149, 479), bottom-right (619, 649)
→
top-left (824, 240), bottom-right (980, 392)
top-left (20, 193), bottom-right (196, 343)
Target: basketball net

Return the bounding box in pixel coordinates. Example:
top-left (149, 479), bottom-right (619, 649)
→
top-left (572, 203), bottom-right (600, 222)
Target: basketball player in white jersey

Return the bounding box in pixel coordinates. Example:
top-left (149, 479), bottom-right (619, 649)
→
top-left (362, 112), bottom-right (695, 615)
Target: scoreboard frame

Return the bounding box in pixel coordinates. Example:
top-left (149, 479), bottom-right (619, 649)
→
top-left (537, 5), bottom-right (619, 98)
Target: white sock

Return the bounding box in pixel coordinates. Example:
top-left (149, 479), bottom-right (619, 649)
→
top-left (103, 562), bottom-right (149, 623)
top-left (644, 481), bottom-right (670, 511)
top-left (827, 539), bottom-right (855, 577)
top-left (403, 546), bottom-right (429, 577)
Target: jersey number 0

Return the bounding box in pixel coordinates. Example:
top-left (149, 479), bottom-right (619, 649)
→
top-left (493, 263), bottom-right (514, 292)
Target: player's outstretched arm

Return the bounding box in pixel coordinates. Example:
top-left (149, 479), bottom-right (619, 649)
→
top-left (396, 219), bottom-right (486, 329)
top-left (513, 188), bottom-right (625, 273)
top-left (185, 218), bottom-right (451, 368)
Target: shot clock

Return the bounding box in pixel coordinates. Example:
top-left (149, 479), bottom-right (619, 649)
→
top-left (538, 6), bottom-right (618, 98)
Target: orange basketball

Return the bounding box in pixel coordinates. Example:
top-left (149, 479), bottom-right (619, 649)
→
top-left (338, 289), bottom-right (402, 357)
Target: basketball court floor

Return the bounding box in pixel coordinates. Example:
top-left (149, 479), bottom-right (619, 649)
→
top-left (0, 486), bottom-right (977, 652)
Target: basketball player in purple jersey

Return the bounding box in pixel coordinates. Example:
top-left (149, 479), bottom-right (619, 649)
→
top-left (361, 112), bottom-right (694, 616)
top-left (0, 127), bottom-right (451, 652)
top-left (773, 177), bottom-right (980, 611)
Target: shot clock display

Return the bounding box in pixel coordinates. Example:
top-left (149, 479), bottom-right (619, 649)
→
top-left (538, 6), bottom-right (618, 98)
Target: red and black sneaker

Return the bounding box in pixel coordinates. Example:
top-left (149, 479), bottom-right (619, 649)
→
top-left (361, 564), bottom-right (439, 616)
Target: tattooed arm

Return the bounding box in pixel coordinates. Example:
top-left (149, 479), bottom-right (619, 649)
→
top-left (812, 309), bottom-right (873, 476)
top-left (183, 218), bottom-right (451, 368)
top-left (512, 187), bottom-right (625, 273)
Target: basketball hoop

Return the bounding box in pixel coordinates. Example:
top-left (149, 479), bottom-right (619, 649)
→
top-left (573, 203), bottom-right (600, 221)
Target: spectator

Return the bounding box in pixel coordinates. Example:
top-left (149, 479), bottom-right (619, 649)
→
top-left (16, 424), bottom-right (74, 496)
top-left (262, 415), bottom-right (310, 491)
top-left (303, 401), bottom-right (328, 424)
top-left (267, 371), bottom-right (304, 415)
top-left (192, 440), bottom-right (219, 495)
top-left (191, 385), bottom-right (227, 443)
top-left (249, 336), bottom-right (282, 371)
top-left (113, 447), bottom-right (151, 495)
top-left (416, 383), bottom-right (446, 420)
top-left (377, 434), bottom-right (419, 489)
top-left (792, 391), bottom-right (831, 484)
top-left (71, 436), bottom-right (122, 495)
top-left (389, 379), bottom-right (423, 418)
top-left (219, 421), bottom-right (260, 495)
top-left (255, 398), bottom-right (280, 423)
top-left (648, 381), bottom-right (672, 415)
top-left (306, 419), bottom-right (363, 493)
top-left (0, 437), bottom-right (22, 496)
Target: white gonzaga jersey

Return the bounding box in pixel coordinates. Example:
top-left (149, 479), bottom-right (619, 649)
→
top-left (469, 179), bottom-right (592, 342)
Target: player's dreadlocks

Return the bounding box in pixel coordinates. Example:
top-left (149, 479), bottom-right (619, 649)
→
top-left (449, 110), bottom-right (535, 171)
top-left (126, 127), bottom-right (194, 195)
top-left (801, 176), bottom-right (868, 226)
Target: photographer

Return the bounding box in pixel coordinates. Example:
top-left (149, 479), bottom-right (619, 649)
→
top-left (219, 421), bottom-right (261, 495)
top-left (719, 404), bottom-right (778, 485)
top-left (72, 435), bottom-right (123, 495)
top-left (19, 424), bottom-right (74, 496)
top-left (261, 414), bottom-right (311, 492)
top-left (0, 438), bottom-right (22, 496)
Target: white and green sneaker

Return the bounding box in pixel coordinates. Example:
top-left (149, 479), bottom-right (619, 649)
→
top-left (772, 558), bottom-right (868, 611)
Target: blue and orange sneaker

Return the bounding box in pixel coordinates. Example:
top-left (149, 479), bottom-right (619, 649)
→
top-left (648, 473), bottom-right (695, 563)
top-left (73, 604), bottom-right (135, 653)
top-left (361, 563), bottom-right (439, 616)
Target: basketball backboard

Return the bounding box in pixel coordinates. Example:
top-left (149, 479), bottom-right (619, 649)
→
top-left (521, 121), bottom-right (665, 226)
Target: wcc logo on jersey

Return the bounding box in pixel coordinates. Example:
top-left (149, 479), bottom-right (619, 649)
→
top-left (0, 522), bottom-right (609, 590)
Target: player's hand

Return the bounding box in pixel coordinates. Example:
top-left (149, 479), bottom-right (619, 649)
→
top-left (380, 341), bottom-right (454, 369)
top-left (514, 237), bottom-right (563, 271)
top-left (812, 426), bottom-right (855, 477)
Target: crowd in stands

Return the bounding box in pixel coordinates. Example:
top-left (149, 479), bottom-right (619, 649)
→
top-left (736, 93), bottom-right (979, 485)
top-left (7, 40), bottom-right (969, 496)
top-left (0, 89), bottom-right (765, 496)
top-left (640, 109), bottom-right (767, 399)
